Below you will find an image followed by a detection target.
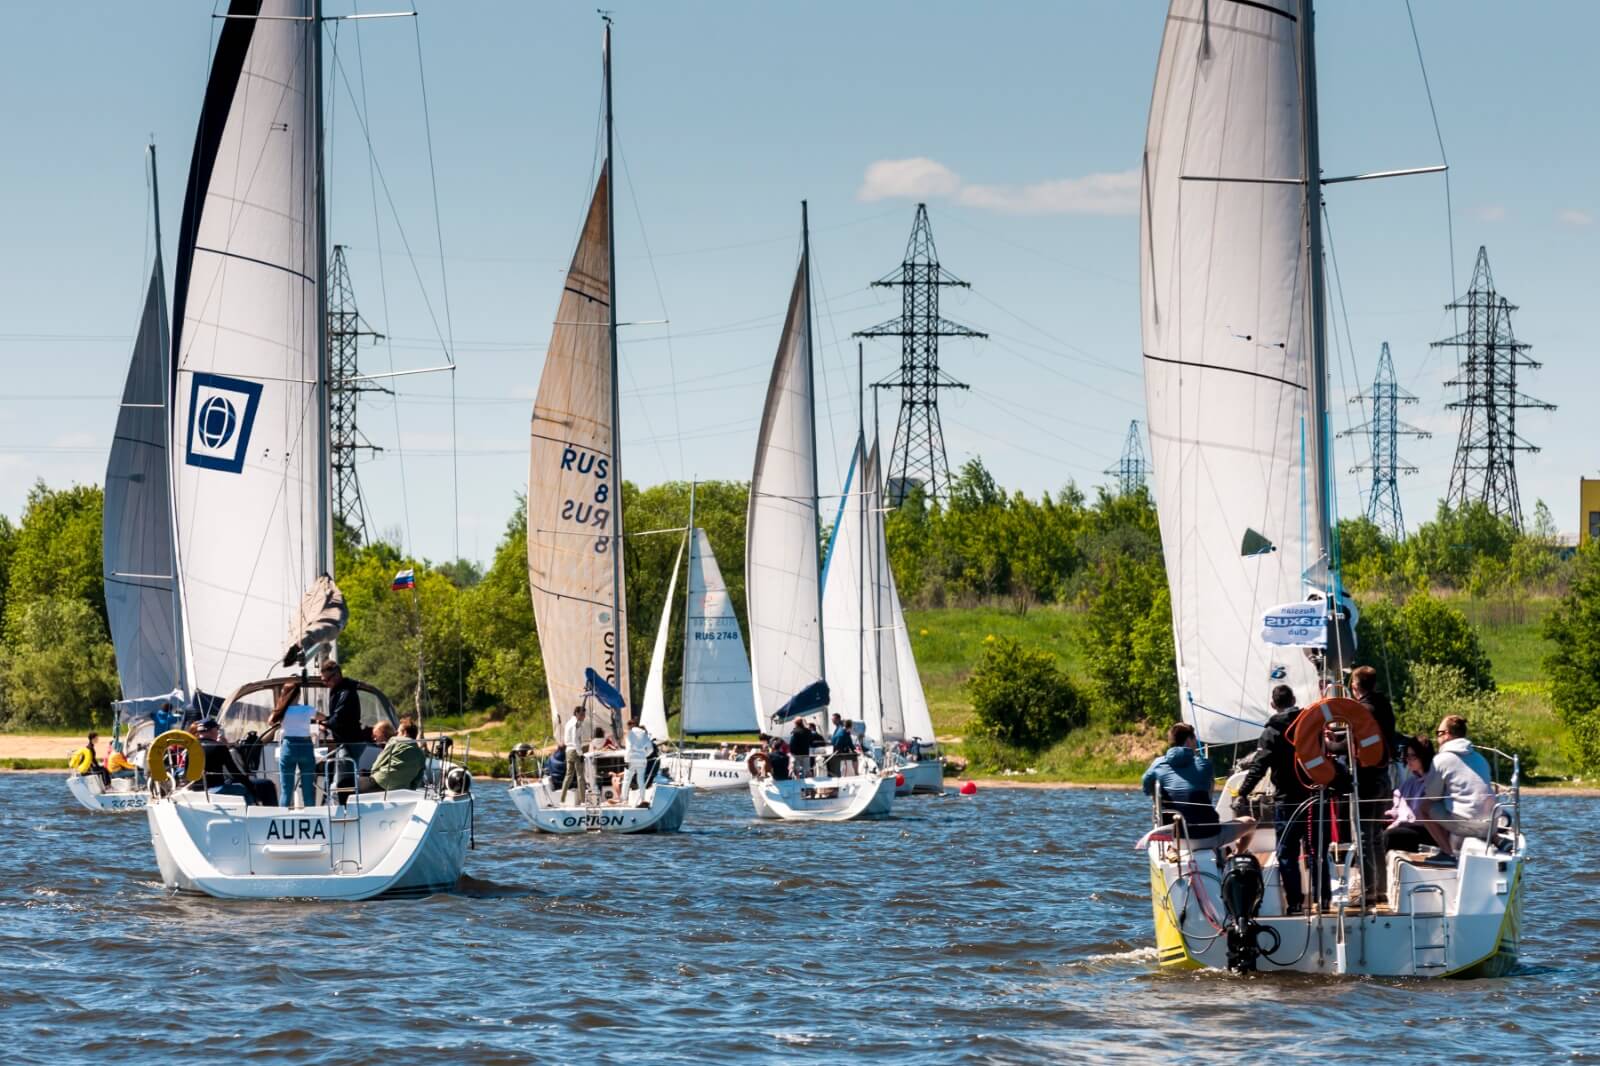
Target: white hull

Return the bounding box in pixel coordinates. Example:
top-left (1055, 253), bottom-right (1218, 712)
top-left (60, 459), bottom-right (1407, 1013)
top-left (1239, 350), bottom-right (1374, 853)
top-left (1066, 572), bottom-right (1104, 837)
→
top-left (749, 771), bottom-right (895, 822)
top-left (67, 774), bottom-right (149, 814)
top-left (892, 758), bottom-right (944, 796)
top-left (508, 780), bottom-right (691, 834)
top-left (662, 752), bottom-right (752, 792)
top-left (147, 787), bottom-right (471, 900)
top-left (1148, 836), bottom-right (1522, 976)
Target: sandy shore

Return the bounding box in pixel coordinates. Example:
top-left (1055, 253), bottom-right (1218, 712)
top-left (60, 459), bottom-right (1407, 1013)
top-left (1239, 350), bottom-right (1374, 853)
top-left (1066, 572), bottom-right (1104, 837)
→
top-left (0, 735), bottom-right (87, 760)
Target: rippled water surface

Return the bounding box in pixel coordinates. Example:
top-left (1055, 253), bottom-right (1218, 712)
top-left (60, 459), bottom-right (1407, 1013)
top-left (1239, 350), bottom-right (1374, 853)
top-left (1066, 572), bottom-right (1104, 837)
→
top-left (3, 774), bottom-right (1596, 1063)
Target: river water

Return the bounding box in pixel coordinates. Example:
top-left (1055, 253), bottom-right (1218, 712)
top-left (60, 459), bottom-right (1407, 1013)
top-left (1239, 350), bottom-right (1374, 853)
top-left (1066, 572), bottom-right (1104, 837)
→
top-left (2, 774), bottom-right (1595, 1063)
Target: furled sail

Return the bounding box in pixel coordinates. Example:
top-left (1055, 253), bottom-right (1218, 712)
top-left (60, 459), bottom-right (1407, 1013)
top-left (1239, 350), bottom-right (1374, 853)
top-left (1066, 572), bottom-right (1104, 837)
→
top-left (640, 536), bottom-right (683, 742)
top-left (170, 0), bottom-right (325, 704)
top-left (1140, 0), bottom-right (1323, 744)
top-left (746, 255), bottom-right (825, 732)
top-left (682, 528), bottom-right (757, 735)
top-left (527, 166), bottom-right (630, 744)
top-left (104, 250), bottom-right (186, 701)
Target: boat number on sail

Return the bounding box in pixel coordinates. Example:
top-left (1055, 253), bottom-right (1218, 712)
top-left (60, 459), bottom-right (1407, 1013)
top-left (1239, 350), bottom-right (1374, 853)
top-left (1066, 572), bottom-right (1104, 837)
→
top-left (185, 372), bottom-right (263, 474)
top-left (558, 446), bottom-right (612, 553)
top-left (265, 818), bottom-right (328, 842)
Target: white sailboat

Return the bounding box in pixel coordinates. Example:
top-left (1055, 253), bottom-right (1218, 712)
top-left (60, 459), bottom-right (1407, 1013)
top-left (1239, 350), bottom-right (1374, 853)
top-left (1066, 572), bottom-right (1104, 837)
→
top-left (822, 436), bottom-right (942, 796)
top-left (77, 145), bottom-right (183, 815)
top-left (145, 0), bottom-right (472, 900)
top-left (506, 19), bottom-right (691, 835)
top-left (1139, 0), bottom-right (1522, 975)
top-left (643, 489), bottom-right (761, 791)
top-left (745, 206), bottom-right (895, 823)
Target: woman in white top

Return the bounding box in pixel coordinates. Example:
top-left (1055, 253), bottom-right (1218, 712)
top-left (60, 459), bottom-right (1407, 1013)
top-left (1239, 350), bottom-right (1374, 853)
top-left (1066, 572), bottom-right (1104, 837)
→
top-left (270, 681), bottom-right (317, 808)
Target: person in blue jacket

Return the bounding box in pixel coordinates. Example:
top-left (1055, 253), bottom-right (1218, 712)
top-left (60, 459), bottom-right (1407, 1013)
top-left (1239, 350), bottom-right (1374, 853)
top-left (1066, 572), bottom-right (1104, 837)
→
top-left (1142, 722), bottom-right (1218, 835)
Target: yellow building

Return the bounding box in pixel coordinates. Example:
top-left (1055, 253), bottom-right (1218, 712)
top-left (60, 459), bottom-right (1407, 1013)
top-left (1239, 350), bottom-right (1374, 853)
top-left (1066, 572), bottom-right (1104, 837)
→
top-left (1583, 479), bottom-right (1600, 547)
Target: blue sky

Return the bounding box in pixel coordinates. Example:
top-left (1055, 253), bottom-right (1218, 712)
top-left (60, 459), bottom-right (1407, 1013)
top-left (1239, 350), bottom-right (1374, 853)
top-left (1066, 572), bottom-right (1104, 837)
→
top-left (1, 1), bottom-right (1595, 565)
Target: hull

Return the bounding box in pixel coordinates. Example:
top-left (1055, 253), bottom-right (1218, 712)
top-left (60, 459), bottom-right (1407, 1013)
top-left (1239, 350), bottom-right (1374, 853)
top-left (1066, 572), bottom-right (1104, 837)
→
top-left (508, 780), bottom-right (691, 834)
top-left (749, 771), bottom-right (895, 822)
top-left (1147, 836), bottom-right (1523, 977)
top-left (662, 752), bottom-right (751, 792)
top-left (146, 788), bottom-right (471, 900)
top-left (892, 758), bottom-right (944, 796)
top-left (67, 774), bottom-right (149, 814)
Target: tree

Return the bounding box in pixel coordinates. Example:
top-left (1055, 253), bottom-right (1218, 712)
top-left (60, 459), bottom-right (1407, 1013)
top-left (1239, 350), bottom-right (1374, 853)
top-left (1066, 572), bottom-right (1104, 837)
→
top-left (0, 596), bottom-right (118, 729)
top-left (1544, 542), bottom-right (1600, 772)
top-left (1356, 592), bottom-right (1495, 719)
top-left (1084, 551), bottom-right (1173, 726)
top-left (460, 497), bottom-right (546, 732)
top-left (1398, 663), bottom-right (1524, 770)
top-left (3, 482), bottom-right (105, 637)
top-left (965, 636), bottom-right (1086, 750)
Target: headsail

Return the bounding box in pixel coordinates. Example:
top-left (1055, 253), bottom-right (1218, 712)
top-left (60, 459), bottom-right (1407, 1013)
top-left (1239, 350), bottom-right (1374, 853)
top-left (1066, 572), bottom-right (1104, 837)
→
top-left (527, 167), bottom-right (630, 744)
top-left (682, 528), bottom-right (756, 735)
top-left (170, 0), bottom-right (325, 703)
top-left (746, 253), bottom-right (825, 733)
top-left (104, 234), bottom-right (186, 701)
top-left (1140, 0), bottom-right (1323, 743)
top-left (640, 535), bottom-right (684, 742)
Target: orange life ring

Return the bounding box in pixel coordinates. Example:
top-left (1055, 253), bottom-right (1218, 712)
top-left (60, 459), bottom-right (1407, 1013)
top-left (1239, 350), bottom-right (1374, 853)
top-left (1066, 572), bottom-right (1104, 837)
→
top-left (1288, 696), bottom-right (1387, 786)
top-left (746, 752), bottom-right (771, 779)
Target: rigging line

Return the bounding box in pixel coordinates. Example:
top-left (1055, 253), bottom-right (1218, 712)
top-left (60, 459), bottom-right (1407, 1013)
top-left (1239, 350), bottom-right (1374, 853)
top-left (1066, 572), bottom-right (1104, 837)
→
top-left (1403, 0), bottom-right (1459, 344)
top-left (615, 134), bottom-right (685, 477)
top-left (966, 288), bottom-right (1141, 379)
top-left (1322, 207), bottom-right (1367, 520)
top-left (807, 238), bottom-right (848, 493)
top-left (967, 389), bottom-right (1121, 466)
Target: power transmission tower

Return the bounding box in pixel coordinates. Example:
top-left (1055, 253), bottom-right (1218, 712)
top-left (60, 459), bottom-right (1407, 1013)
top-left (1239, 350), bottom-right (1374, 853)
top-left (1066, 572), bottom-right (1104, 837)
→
top-left (1431, 246), bottom-right (1553, 530)
top-left (854, 203), bottom-right (985, 505)
top-left (1339, 342), bottom-right (1429, 539)
top-left (1103, 419), bottom-right (1151, 495)
top-left (327, 244), bottom-right (386, 544)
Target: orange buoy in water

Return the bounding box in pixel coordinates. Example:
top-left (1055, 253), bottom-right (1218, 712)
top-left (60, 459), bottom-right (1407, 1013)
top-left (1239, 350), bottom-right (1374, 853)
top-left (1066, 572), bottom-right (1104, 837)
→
top-left (895, 774), bottom-right (906, 787)
top-left (959, 780), bottom-right (978, 796)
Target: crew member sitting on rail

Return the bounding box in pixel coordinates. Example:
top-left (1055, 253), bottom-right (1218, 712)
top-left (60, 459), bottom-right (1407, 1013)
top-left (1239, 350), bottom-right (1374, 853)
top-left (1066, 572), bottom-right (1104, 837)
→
top-left (1425, 715), bottom-right (1497, 853)
top-left (365, 719), bottom-right (426, 792)
top-left (70, 732), bottom-right (111, 788)
top-left (1382, 735), bottom-right (1451, 856)
top-left (1143, 722), bottom-right (1218, 837)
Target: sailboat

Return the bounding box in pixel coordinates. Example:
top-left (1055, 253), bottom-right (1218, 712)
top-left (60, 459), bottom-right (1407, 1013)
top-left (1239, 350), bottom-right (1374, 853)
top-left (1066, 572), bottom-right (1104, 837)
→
top-left (821, 435), bottom-right (942, 797)
top-left (1139, 0), bottom-right (1522, 975)
top-left (506, 19), bottom-right (692, 835)
top-left (642, 487), bottom-right (761, 792)
top-left (144, 0), bottom-right (473, 900)
top-left (744, 206), bottom-right (895, 823)
top-left (75, 145), bottom-right (185, 816)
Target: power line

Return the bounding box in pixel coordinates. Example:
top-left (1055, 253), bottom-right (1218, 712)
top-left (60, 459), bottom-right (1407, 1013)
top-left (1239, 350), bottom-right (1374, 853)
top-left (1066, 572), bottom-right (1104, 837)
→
top-left (1339, 342), bottom-right (1429, 539)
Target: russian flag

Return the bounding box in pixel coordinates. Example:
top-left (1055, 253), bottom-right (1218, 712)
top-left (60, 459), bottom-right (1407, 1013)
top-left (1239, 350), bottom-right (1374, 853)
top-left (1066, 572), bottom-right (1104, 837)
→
top-left (391, 568), bottom-right (416, 591)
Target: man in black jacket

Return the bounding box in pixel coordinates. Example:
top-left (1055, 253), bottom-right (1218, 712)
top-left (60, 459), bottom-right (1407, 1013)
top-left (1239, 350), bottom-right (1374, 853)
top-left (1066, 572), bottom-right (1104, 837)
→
top-left (319, 659), bottom-right (367, 797)
top-left (1350, 665), bottom-right (1398, 902)
top-left (1233, 685), bottom-right (1321, 913)
top-left (789, 720), bottom-right (816, 777)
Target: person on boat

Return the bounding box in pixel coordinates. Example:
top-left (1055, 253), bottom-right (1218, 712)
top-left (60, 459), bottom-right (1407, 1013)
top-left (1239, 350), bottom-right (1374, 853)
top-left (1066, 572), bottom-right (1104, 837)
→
top-left (559, 705), bottom-right (587, 805)
top-left (1142, 722), bottom-right (1218, 838)
top-left (196, 718), bottom-right (258, 799)
top-left (590, 728), bottom-right (618, 753)
top-left (1381, 735), bottom-right (1450, 856)
top-left (1425, 715), bottom-right (1497, 852)
top-left (827, 714), bottom-right (856, 777)
top-left (268, 679), bottom-right (316, 808)
top-left (106, 740), bottom-right (138, 779)
top-left (364, 719), bottom-right (426, 792)
top-left (765, 736), bottom-right (792, 781)
top-left (1232, 685), bottom-right (1319, 913)
top-left (319, 659), bottom-right (367, 797)
top-left (70, 733), bottom-right (111, 788)
top-left (620, 716), bottom-right (652, 807)
top-left (544, 744), bottom-right (567, 792)
top-left (1349, 665), bottom-right (1399, 901)
top-left (153, 700), bottom-right (179, 737)
top-left (789, 719), bottom-right (817, 777)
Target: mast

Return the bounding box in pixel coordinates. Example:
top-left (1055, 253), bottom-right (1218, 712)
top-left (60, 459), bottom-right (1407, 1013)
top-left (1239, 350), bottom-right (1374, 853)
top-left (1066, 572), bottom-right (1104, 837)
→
top-left (1299, 1), bottom-right (1334, 586)
top-left (312, 0), bottom-right (332, 580)
top-left (679, 479), bottom-right (696, 746)
top-left (603, 16), bottom-right (625, 732)
top-left (802, 200), bottom-right (825, 680)
top-left (857, 343), bottom-right (866, 730)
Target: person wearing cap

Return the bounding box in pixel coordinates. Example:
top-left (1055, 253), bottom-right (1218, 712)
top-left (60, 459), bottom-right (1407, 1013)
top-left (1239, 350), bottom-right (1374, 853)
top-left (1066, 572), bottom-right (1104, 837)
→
top-left (196, 718), bottom-right (254, 797)
top-left (318, 659), bottom-right (367, 798)
top-left (559, 705), bottom-right (587, 805)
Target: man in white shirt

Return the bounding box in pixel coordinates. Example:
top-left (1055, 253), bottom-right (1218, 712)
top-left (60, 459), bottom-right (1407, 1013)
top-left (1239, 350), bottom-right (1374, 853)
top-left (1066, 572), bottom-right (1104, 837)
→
top-left (1424, 714), bottom-right (1497, 852)
top-left (559, 705), bottom-right (587, 805)
top-left (622, 716), bottom-right (653, 807)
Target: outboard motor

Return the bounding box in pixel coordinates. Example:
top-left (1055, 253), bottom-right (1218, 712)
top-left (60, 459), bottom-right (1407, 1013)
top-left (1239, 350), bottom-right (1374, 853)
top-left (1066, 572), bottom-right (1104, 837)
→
top-left (1220, 853), bottom-right (1280, 973)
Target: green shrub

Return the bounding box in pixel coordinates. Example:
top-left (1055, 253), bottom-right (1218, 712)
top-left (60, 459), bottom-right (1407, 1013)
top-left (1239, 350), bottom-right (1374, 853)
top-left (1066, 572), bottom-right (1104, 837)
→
top-left (1398, 662), bottom-right (1526, 770)
top-left (1544, 542), bottom-right (1600, 773)
top-left (965, 635), bottom-right (1087, 750)
top-left (0, 596), bottom-right (118, 730)
top-left (1356, 592), bottom-right (1495, 704)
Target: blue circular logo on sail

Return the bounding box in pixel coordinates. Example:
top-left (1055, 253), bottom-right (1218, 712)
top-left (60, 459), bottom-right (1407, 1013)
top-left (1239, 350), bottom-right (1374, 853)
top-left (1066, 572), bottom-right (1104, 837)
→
top-left (197, 395), bottom-right (238, 449)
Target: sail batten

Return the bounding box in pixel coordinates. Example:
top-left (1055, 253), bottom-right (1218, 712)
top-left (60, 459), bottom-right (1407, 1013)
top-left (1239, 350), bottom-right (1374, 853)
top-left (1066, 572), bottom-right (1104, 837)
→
top-left (1140, 0), bottom-right (1323, 744)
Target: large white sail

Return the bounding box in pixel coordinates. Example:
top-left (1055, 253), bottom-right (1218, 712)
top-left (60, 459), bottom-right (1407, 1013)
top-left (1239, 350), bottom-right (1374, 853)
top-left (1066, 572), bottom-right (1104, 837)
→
top-left (527, 167), bottom-right (630, 744)
top-left (683, 528), bottom-right (757, 735)
top-left (104, 251), bottom-right (186, 701)
top-left (1140, 0), bottom-right (1323, 744)
top-left (746, 255), bottom-right (825, 732)
top-left (640, 535), bottom-right (683, 742)
top-left (170, 0), bottom-right (324, 703)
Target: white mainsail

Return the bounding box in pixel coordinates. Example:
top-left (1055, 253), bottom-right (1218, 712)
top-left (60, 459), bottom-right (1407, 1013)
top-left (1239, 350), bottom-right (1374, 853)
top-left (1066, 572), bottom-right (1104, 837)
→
top-left (1140, 0), bottom-right (1324, 744)
top-left (640, 535), bottom-right (683, 742)
top-left (104, 241), bottom-right (186, 701)
top-left (865, 440), bottom-right (904, 744)
top-left (682, 528), bottom-right (757, 735)
top-left (746, 253), bottom-right (825, 732)
top-left (170, 0), bottom-right (325, 703)
top-left (527, 166), bottom-right (630, 744)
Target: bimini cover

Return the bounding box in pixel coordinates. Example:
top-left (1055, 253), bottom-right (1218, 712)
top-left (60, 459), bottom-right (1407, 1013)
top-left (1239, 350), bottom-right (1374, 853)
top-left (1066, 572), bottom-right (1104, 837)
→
top-left (773, 680), bottom-right (830, 724)
top-left (112, 687), bottom-right (189, 725)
